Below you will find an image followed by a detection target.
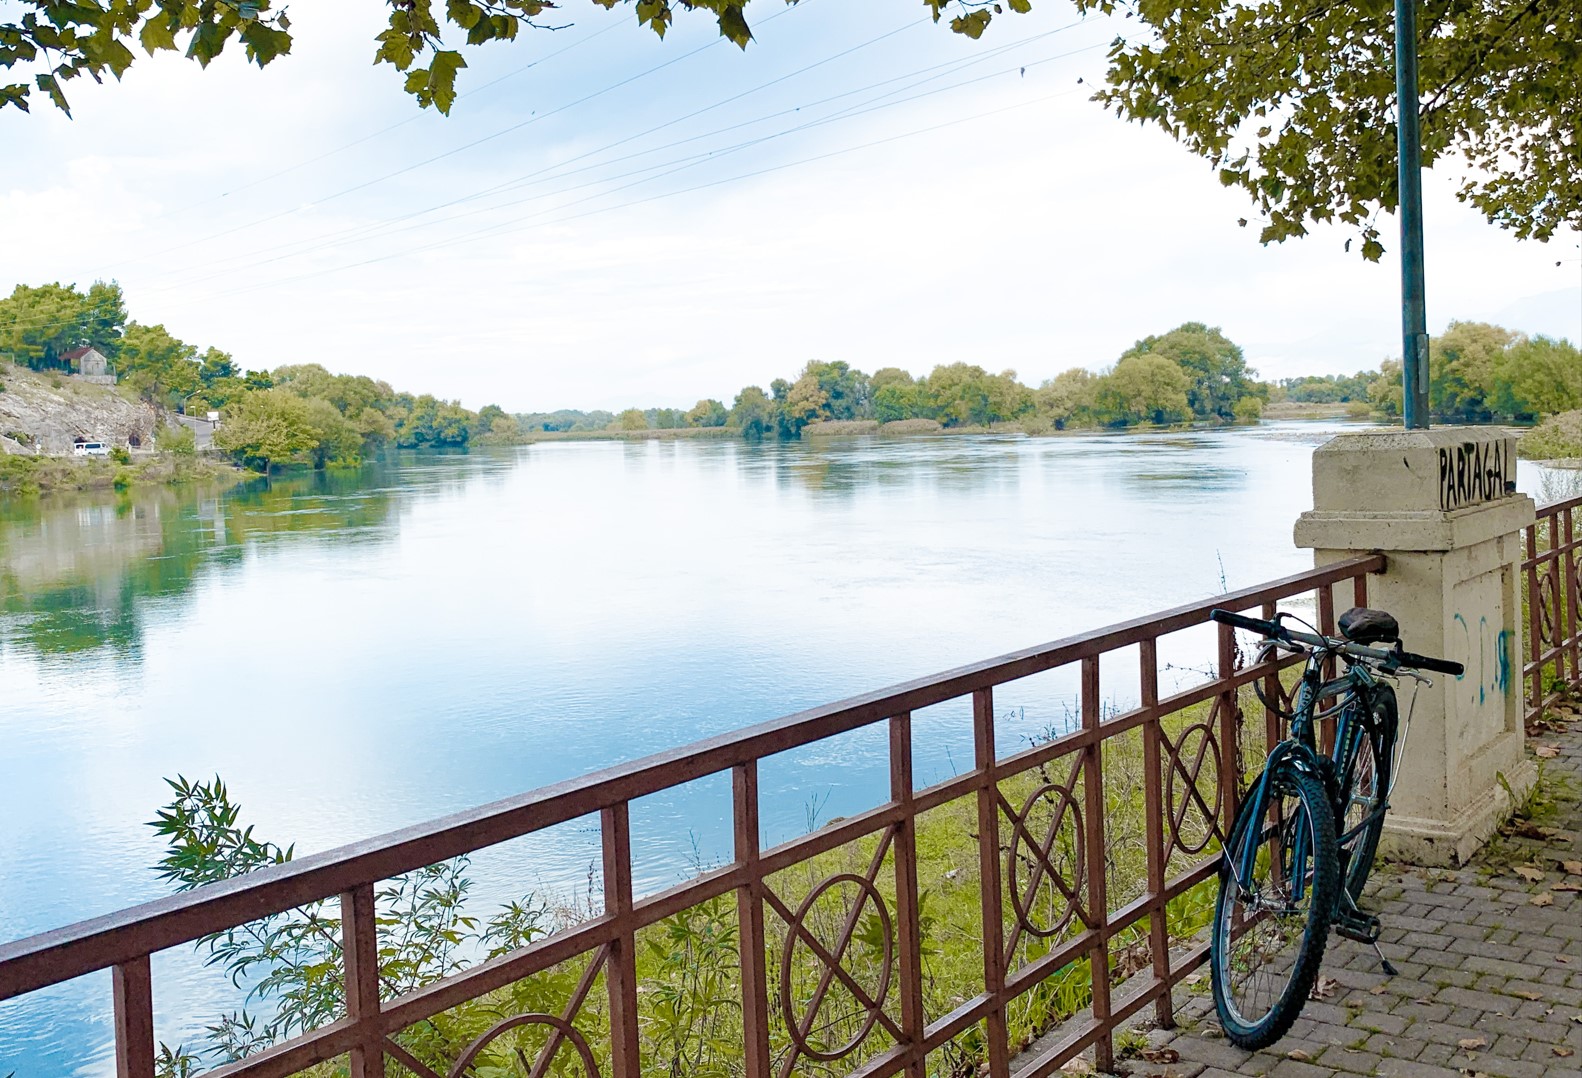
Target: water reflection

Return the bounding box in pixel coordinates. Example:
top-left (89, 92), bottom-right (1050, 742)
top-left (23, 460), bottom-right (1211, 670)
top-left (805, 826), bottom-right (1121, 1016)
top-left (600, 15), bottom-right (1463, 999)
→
top-left (0, 468), bottom-right (404, 663)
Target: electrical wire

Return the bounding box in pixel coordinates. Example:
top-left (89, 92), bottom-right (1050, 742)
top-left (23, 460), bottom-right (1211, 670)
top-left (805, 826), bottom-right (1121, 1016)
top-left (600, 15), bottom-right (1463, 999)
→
top-left (97, 1), bottom-right (810, 276)
top-left (195, 82), bottom-right (1091, 302)
top-left (144, 27), bottom-right (1096, 294)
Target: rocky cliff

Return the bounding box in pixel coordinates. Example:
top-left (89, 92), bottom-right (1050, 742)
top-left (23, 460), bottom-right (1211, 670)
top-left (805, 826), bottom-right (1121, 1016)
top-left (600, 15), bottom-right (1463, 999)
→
top-left (0, 363), bottom-right (157, 455)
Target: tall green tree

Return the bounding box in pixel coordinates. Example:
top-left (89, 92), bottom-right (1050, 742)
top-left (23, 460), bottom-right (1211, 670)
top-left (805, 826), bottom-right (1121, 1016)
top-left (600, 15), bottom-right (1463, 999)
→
top-left (685, 398), bottom-right (728, 427)
top-left (118, 321), bottom-right (200, 407)
top-left (1093, 354), bottom-right (1192, 426)
top-left (214, 389), bottom-right (320, 472)
top-left (729, 386), bottom-right (774, 439)
top-left (0, 280), bottom-right (125, 369)
top-left (1121, 323), bottom-right (1254, 421)
top-left (1428, 321), bottom-right (1519, 421)
top-left (801, 360), bottom-right (870, 421)
top-left (1495, 337), bottom-right (1582, 418)
top-left (920, 363), bottom-right (1032, 427)
top-left (1036, 369), bottom-right (1099, 429)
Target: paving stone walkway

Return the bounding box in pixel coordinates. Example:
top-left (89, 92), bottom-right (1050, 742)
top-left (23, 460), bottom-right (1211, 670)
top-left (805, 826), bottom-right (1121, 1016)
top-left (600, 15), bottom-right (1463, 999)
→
top-left (1127, 712), bottom-right (1582, 1078)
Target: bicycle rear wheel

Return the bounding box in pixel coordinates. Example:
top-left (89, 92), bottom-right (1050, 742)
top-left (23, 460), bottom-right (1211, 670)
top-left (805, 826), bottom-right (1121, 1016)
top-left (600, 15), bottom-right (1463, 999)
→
top-left (1341, 685), bottom-right (1396, 902)
top-left (1211, 763), bottom-right (1339, 1049)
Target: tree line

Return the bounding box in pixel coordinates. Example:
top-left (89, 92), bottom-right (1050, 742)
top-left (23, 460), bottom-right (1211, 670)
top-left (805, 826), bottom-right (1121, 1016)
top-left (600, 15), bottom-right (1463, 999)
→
top-left (0, 281), bottom-right (517, 471)
top-left (534, 322), bottom-right (1271, 439)
top-left (7, 281), bottom-right (1578, 469)
top-left (1272, 322), bottom-right (1582, 423)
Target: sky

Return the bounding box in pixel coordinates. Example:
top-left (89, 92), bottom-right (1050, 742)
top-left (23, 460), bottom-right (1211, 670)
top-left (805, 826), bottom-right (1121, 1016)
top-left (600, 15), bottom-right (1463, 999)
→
top-left (2, 0), bottom-right (1579, 414)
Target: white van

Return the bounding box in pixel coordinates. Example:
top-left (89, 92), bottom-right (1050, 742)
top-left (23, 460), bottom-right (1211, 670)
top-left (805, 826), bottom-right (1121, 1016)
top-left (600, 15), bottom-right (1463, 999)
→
top-left (72, 442), bottom-right (109, 457)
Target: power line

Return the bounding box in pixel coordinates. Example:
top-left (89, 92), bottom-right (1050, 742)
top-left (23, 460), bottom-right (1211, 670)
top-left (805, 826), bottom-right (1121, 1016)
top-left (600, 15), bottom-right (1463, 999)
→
top-left (129, 21), bottom-right (629, 231)
top-left (140, 13), bottom-right (937, 291)
top-left (3, 37), bottom-right (1102, 333)
top-left (98, 1), bottom-right (810, 277)
top-left (145, 25), bottom-right (1092, 294)
top-left (196, 82), bottom-right (1090, 302)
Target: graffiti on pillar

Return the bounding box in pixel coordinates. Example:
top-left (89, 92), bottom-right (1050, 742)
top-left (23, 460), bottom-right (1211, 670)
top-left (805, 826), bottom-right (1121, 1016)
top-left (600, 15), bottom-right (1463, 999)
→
top-left (1438, 439), bottom-right (1513, 511)
top-left (1453, 613), bottom-right (1512, 705)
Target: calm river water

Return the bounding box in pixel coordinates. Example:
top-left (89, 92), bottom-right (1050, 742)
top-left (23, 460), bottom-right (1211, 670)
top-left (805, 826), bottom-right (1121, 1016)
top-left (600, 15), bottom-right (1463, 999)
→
top-left (1, 422), bottom-right (1574, 1073)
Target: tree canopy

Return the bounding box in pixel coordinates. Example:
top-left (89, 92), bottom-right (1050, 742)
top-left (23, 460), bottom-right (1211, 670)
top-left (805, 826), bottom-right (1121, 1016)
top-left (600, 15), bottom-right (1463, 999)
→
top-left (1, 0), bottom-right (999, 116)
top-left (1071, 0), bottom-right (1582, 256)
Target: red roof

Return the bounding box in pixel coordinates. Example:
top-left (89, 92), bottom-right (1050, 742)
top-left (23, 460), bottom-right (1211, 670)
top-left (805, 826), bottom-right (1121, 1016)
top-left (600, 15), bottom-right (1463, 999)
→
top-left (60, 346), bottom-right (98, 362)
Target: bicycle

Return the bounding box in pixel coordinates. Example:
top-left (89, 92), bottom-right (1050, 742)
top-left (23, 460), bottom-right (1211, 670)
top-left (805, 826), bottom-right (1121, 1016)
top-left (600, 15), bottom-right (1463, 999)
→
top-left (1204, 606), bottom-right (1463, 1049)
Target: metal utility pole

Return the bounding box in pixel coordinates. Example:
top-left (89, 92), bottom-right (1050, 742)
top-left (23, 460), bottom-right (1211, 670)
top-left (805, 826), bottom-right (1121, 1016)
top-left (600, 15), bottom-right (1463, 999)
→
top-left (1395, 0), bottom-right (1430, 428)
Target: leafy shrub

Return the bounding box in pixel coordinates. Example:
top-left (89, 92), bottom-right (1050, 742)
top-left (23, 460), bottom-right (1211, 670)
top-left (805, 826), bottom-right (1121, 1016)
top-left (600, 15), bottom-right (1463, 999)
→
top-left (1232, 395), bottom-right (1264, 421)
top-left (158, 424), bottom-right (197, 457)
top-left (110, 445), bottom-right (132, 464)
top-left (1520, 410), bottom-right (1582, 460)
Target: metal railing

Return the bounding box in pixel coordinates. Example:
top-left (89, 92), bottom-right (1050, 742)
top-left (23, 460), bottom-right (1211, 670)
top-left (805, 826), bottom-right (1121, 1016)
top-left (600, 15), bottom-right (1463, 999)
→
top-left (0, 556), bottom-right (1385, 1078)
top-left (1523, 494), bottom-right (1582, 725)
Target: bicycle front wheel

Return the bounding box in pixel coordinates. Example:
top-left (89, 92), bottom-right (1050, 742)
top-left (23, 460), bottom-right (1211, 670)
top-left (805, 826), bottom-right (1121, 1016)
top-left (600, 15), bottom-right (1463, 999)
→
top-left (1211, 763), bottom-right (1339, 1049)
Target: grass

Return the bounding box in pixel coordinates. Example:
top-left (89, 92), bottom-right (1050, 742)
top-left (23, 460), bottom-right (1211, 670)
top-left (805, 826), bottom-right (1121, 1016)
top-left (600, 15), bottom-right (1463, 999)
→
top-left (0, 450), bottom-right (241, 497)
top-left (190, 690), bottom-right (1245, 1078)
top-left (387, 694), bottom-right (1238, 1078)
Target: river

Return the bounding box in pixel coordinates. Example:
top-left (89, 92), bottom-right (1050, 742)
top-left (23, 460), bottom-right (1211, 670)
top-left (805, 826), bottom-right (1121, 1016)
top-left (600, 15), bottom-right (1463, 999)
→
top-left (1, 422), bottom-right (1574, 1073)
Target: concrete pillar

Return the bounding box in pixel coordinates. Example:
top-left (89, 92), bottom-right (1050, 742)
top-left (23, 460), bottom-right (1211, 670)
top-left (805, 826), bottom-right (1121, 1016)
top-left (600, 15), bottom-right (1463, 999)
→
top-left (1294, 427), bottom-right (1536, 865)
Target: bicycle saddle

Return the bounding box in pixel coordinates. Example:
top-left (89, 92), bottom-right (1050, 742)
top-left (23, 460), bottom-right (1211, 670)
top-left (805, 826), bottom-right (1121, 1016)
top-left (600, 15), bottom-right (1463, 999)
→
top-left (1338, 607), bottom-right (1400, 645)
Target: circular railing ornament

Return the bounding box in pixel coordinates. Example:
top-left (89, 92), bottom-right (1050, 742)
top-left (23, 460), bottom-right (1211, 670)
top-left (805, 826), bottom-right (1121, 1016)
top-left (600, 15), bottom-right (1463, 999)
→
top-left (1164, 721), bottom-right (1222, 854)
top-left (448, 1013), bottom-right (602, 1078)
top-left (1005, 782), bottom-right (1085, 938)
top-left (778, 872), bottom-right (894, 1063)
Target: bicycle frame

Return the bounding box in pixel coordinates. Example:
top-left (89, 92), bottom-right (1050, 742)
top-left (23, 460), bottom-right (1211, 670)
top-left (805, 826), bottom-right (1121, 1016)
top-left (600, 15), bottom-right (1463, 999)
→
top-left (1232, 647), bottom-right (1388, 902)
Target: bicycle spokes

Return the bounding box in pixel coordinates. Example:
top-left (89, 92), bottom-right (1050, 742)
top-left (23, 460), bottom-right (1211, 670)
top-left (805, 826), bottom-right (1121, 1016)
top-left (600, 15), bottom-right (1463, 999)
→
top-left (1218, 784), bottom-right (1323, 1030)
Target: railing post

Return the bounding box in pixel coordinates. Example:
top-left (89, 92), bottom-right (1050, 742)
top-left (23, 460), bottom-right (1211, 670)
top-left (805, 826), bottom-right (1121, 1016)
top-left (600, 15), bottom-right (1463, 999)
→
top-left (1080, 656), bottom-right (1114, 1074)
top-left (973, 687), bottom-right (1011, 1078)
top-left (734, 762), bottom-right (772, 1078)
top-left (341, 884), bottom-right (385, 1078)
top-left (1216, 623), bottom-right (1242, 827)
top-left (112, 956), bottom-right (155, 1078)
top-left (1565, 508), bottom-right (1579, 687)
top-left (1138, 640), bottom-right (1172, 1029)
top-left (602, 804), bottom-right (641, 1078)
top-left (890, 713), bottom-right (928, 1078)
top-left (1528, 523), bottom-right (1544, 722)
top-left (1261, 601), bottom-right (1283, 757)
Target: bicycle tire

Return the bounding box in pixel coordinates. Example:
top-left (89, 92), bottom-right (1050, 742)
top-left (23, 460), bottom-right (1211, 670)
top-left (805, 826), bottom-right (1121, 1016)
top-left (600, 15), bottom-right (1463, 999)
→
top-left (1211, 763), bottom-right (1339, 1049)
top-left (1341, 684), bottom-right (1396, 902)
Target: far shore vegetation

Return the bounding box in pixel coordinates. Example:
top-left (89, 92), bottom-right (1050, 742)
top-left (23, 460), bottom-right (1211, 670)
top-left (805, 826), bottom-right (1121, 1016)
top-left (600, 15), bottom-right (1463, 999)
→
top-left (4, 282), bottom-right (1581, 491)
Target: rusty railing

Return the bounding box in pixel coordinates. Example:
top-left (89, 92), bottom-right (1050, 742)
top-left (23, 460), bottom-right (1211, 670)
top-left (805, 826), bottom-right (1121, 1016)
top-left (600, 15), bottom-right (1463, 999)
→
top-left (0, 558), bottom-right (1386, 1078)
top-left (1522, 493), bottom-right (1582, 724)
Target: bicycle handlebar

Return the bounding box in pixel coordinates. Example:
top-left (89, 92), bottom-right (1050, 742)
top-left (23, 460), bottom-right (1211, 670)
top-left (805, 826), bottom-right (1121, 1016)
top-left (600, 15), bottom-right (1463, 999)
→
top-left (1209, 608), bottom-right (1464, 677)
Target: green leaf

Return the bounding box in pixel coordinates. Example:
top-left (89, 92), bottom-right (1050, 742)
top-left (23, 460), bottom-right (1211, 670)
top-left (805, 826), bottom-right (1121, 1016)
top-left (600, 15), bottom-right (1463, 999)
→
top-left (35, 72), bottom-right (71, 115)
top-left (718, 4), bottom-right (751, 48)
top-left (139, 17), bottom-right (178, 54)
top-left (428, 49), bottom-right (466, 114)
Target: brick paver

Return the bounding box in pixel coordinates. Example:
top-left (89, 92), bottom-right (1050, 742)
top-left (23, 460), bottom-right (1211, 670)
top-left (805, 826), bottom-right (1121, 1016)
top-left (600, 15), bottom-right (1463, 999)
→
top-left (1118, 706), bottom-right (1582, 1078)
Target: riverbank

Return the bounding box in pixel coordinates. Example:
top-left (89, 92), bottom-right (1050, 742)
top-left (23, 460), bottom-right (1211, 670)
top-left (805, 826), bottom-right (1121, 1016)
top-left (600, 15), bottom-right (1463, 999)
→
top-left (0, 451), bottom-right (243, 498)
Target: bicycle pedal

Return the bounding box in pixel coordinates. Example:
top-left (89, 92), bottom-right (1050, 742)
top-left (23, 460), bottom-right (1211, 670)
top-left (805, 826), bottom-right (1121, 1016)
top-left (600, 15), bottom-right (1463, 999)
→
top-left (1334, 911), bottom-right (1382, 944)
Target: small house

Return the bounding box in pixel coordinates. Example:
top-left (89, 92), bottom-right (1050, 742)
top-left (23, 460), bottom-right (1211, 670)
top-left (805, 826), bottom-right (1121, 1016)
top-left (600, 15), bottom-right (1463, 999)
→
top-left (61, 346), bottom-right (116, 385)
